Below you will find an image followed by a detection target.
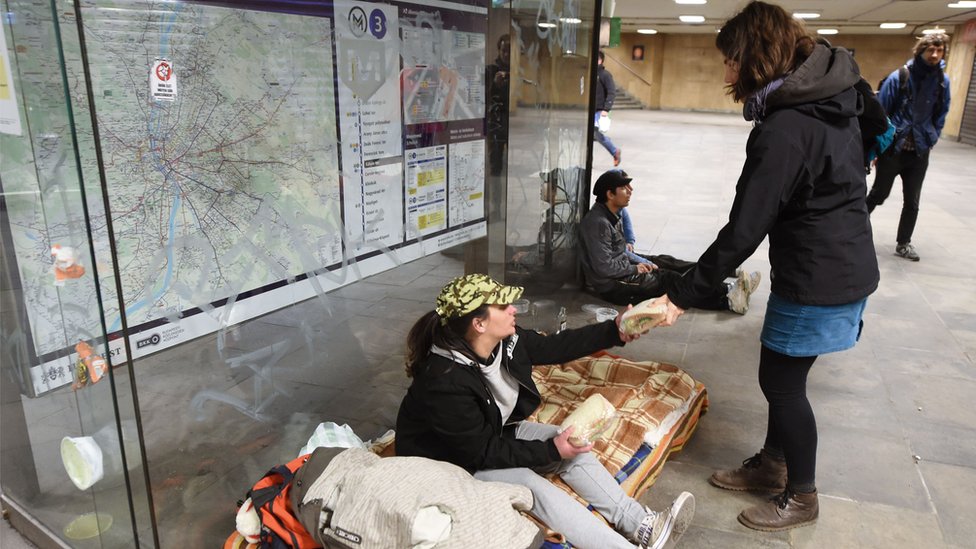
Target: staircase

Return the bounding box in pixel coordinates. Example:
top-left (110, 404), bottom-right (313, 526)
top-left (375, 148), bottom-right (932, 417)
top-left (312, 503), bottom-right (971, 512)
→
top-left (612, 87), bottom-right (644, 110)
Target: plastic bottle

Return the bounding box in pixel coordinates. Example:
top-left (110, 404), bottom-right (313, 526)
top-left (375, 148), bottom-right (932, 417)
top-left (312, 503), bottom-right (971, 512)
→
top-left (556, 306), bottom-right (567, 334)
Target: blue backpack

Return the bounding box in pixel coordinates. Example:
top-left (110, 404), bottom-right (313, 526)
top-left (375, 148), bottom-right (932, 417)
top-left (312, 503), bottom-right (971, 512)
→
top-left (866, 119), bottom-right (896, 165)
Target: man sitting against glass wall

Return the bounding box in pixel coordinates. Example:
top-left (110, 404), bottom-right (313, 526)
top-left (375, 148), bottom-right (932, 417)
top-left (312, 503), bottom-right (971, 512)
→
top-left (578, 169), bottom-right (760, 314)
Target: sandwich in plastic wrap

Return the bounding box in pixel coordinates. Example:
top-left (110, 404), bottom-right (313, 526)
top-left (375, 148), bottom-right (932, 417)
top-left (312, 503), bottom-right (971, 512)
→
top-left (558, 393), bottom-right (618, 447)
top-left (618, 299), bottom-right (668, 335)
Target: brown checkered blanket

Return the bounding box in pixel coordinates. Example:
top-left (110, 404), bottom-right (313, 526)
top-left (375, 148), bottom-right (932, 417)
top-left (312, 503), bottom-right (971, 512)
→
top-left (527, 352), bottom-right (701, 476)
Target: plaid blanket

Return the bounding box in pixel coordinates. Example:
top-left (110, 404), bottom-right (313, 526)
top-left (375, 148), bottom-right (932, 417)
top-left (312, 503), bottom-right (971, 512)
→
top-left (527, 352), bottom-right (701, 476)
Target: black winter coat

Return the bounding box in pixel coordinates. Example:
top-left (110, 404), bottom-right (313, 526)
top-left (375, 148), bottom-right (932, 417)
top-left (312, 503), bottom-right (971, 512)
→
top-left (395, 321), bottom-right (624, 473)
top-left (669, 45), bottom-right (879, 308)
top-left (595, 66), bottom-right (616, 112)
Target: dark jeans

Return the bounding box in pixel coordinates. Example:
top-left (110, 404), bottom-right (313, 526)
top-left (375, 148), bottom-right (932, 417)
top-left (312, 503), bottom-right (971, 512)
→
top-left (759, 345), bottom-right (818, 493)
top-left (598, 255), bottom-right (727, 309)
top-left (866, 148), bottom-right (929, 245)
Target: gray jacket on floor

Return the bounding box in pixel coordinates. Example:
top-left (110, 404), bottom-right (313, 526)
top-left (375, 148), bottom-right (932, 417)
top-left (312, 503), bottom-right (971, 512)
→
top-left (290, 446), bottom-right (543, 549)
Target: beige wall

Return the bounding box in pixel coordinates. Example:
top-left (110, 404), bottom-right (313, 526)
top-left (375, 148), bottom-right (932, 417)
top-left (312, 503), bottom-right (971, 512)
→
top-left (512, 35), bottom-right (591, 108)
top-left (944, 28), bottom-right (975, 140)
top-left (518, 29), bottom-right (974, 139)
top-left (659, 34), bottom-right (737, 111)
top-left (829, 35), bottom-right (917, 91)
top-left (603, 33), bottom-right (925, 113)
top-left (601, 34), bottom-right (664, 108)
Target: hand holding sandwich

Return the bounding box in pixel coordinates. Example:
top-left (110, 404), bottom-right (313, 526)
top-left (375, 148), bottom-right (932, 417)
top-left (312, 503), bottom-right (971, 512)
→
top-left (553, 426), bottom-right (594, 458)
top-left (615, 304), bottom-right (644, 342)
top-left (655, 294), bottom-right (685, 327)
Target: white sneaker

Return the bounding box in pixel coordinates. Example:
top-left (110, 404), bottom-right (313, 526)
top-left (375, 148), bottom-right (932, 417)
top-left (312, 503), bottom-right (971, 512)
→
top-left (746, 270), bottom-right (762, 293)
top-left (727, 269), bottom-right (761, 315)
top-left (634, 491), bottom-right (695, 549)
top-left (668, 491), bottom-right (695, 545)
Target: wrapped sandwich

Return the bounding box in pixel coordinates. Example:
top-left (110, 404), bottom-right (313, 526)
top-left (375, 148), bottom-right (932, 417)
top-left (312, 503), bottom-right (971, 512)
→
top-left (558, 393), bottom-right (617, 447)
top-left (618, 298), bottom-right (668, 335)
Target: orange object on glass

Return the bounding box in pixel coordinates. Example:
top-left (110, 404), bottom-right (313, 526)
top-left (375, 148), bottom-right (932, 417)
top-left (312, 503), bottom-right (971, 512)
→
top-left (74, 341), bottom-right (107, 387)
top-left (51, 245), bottom-right (86, 284)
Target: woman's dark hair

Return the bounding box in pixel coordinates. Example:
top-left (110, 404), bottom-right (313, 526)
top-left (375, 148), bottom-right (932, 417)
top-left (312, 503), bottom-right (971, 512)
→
top-left (715, 1), bottom-right (815, 102)
top-left (404, 305), bottom-right (490, 377)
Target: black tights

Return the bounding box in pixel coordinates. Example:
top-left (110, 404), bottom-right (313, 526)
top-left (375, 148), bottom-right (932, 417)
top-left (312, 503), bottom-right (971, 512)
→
top-left (758, 345), bottom-right (818, 493)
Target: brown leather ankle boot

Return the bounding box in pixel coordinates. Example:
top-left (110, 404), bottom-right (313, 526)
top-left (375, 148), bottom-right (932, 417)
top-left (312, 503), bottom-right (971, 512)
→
top-left (737, 488), bottom-right (819, 532)
top-left (709, 450), bottom-right (787, 492)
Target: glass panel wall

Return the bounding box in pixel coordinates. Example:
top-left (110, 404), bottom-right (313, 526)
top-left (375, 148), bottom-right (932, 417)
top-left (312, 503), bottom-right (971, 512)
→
top-left (1, 0), bottom-right (599, 546)
top-left (0, 0), bottom-right (150, 545)
top-left (502, 0), bottom-right (598, 294)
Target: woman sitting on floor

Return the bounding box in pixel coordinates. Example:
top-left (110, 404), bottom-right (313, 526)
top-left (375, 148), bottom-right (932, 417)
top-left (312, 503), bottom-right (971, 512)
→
top-left (395, 273), bottom-right (695, 549)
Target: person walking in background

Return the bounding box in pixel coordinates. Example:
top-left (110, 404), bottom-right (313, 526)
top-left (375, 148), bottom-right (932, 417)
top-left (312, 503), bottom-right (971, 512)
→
top-left (866, 33), bottom-right (951, 262)
top-left (595, 51), bottom-right (622, 166)
top-left (487, 34), bottom-right (512, 177)
top-left (654, 1), bottom-right (879, 532)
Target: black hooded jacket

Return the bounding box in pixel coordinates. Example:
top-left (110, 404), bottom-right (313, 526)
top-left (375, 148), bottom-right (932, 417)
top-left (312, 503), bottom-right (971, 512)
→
top-left (596, 65), bottom-right (616, 112)
top-left (669, 45), bottom-right (879, 308)
top-left (396, 322), bottom-right (624, 473)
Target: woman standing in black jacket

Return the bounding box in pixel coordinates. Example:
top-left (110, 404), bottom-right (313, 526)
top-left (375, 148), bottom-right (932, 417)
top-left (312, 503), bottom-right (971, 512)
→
top-left (655, 1), bottom-right (880, 532)
top-left (396, 274), bottom-right (694, 549)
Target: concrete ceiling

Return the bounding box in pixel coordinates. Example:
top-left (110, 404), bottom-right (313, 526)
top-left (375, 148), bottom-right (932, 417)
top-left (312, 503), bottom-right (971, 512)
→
top-left (608, 0), bottom-right (976, 35)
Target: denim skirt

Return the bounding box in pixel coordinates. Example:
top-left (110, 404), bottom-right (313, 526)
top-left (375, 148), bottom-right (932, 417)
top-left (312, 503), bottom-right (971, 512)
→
top-left (760, 293), bottom-right (868, 357)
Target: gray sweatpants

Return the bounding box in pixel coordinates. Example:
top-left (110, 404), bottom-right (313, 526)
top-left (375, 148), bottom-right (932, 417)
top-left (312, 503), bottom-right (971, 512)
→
top-left (473, 422), bottom-right (645, 549)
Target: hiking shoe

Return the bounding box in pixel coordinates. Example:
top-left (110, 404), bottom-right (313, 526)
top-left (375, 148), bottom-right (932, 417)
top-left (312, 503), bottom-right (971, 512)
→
top-left (895, 243), bottom-right (920, 261)
top-left (634, 492), bottom-right (695, 549)
top-left (710, 450), bottom-right (787, 493)
top-left (738, 488), bottom-right (819, 532)
top-left (726, 269), bottom-right (761, 315)
top-left (613, 148), bottom-right (622, 166)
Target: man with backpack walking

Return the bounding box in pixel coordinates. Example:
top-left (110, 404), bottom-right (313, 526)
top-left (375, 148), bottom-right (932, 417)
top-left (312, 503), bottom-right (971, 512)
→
top-left (867, 33), bottom-right (951, 262)
top-left (594, 51), bottom-right (622, 166)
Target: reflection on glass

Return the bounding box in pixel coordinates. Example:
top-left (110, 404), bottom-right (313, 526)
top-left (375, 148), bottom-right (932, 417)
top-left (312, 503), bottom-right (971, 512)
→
top-left (2, 0), bottom-right (598, 546)
top-left (504, 0), bottom-right (596, 294)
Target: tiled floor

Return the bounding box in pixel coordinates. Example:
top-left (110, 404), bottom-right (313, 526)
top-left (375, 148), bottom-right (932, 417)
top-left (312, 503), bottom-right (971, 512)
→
top-left (599, 110), bottom-right (976, 548)
top-left (4, 110), bottom-right (975, 548)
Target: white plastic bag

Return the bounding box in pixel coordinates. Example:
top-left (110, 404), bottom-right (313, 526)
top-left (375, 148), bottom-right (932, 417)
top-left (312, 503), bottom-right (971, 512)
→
top-left (597, 114), bottom-right (612, 134)
top-left (299, 421), bottom-right (367, 456)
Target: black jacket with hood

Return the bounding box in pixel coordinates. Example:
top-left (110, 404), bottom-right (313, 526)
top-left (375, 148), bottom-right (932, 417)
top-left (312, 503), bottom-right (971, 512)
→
top-left (669, 45), bottom-right (879, 309)
top-left (596, 65), bottom-right (616, 112)
top-left (395, 321), bottom-right (624, 473)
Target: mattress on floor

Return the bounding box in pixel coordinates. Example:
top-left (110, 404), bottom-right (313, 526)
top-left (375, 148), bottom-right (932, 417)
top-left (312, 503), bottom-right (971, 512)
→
top-left (225, 353), bottom-right (708, 548)
top-left (527, 351), bottom-right (708, 501)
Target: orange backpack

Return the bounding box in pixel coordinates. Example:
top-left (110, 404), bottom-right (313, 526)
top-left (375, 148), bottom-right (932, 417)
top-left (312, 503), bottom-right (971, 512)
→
top-left (244, 454), bottom-right (320, 548)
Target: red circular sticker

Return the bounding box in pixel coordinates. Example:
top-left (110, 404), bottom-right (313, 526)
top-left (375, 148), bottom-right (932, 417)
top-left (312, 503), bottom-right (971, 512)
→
top-left (155, 62), bottom-right (172, 81)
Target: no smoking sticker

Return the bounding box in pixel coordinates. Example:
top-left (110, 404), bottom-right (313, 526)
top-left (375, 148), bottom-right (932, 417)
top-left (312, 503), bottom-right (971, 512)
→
top-left (150, 59), bottom-right (178, 101)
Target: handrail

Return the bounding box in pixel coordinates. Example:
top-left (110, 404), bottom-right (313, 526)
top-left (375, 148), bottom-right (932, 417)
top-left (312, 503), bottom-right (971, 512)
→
top-left (604, 54), bottom-right (652, 89)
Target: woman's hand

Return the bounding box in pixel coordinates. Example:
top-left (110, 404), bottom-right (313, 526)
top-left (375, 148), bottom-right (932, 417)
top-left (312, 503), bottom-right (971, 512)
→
top-left (553, 426), bottom-right (593, 459)
top-left (615, 304), bottom-right (643, 342)
top-left (655, 294), bottom-right (685, 327)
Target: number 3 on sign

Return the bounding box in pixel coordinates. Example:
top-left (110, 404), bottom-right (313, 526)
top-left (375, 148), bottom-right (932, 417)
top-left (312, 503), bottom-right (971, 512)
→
top-left (369, 9), bottom-right (387, 39)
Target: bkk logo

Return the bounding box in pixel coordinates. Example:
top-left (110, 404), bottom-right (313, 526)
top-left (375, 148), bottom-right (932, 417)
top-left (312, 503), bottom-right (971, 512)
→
top-left (136, 334), bottom-right (161, 349)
